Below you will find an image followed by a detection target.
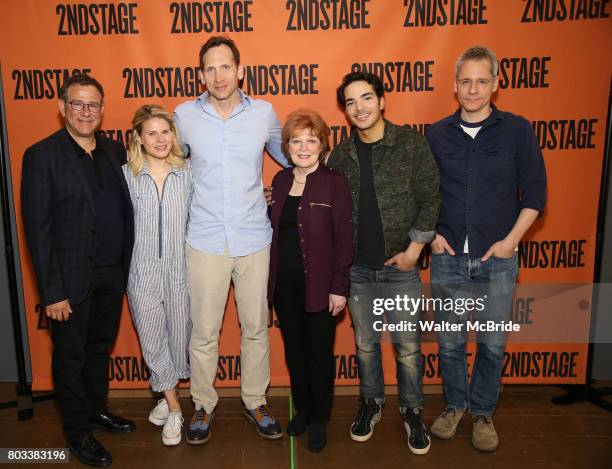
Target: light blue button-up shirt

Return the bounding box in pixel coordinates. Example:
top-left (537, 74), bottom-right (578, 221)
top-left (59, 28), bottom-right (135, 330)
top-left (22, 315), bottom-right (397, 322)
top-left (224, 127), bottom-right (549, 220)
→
top-left (174, 90), bottom-right (288, 257)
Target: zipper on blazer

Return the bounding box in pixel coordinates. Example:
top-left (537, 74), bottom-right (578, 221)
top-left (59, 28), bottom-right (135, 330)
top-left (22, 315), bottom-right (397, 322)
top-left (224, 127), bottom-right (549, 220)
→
top-left (309, 202), bottom-right (332, 208)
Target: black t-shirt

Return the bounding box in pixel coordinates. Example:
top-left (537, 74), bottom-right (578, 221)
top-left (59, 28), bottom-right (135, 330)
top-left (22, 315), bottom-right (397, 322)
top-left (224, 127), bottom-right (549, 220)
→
top-left (355, 135), bottom-right (385, 270)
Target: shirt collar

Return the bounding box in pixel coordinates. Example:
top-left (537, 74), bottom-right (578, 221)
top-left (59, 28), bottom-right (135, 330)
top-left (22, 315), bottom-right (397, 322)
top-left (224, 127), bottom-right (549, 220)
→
top-left (65, 128), bottom-right (102, 158)
top-left (197, 89), bottom-right (251, 109)
top-left (447, 104), bottom-right (503, 128)
top-left (137, 159), bottom-right (185, 177)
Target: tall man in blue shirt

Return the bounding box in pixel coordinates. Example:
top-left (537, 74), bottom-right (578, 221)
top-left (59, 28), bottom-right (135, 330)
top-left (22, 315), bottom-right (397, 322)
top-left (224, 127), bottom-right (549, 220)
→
top-left (426, 46), bottom-right (547, 452)
top-left (174, 36), bottom-right (287, 444)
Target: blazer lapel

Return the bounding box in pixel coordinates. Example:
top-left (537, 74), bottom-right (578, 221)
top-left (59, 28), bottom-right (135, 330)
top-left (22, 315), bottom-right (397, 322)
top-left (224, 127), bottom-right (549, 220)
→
top-left (59, 129), bottom-right (95, 213)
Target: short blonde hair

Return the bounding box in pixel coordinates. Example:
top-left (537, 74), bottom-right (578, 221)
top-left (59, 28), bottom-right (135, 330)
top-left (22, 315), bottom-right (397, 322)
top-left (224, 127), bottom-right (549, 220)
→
top-left (127, 104), bottom-right (185, 176)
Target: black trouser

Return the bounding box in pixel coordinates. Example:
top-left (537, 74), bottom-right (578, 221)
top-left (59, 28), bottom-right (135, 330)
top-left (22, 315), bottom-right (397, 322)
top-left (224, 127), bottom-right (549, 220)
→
top-left (50, 266), bottom-right (124, 440)
top-left (274, 270), bottom-right (337, 424)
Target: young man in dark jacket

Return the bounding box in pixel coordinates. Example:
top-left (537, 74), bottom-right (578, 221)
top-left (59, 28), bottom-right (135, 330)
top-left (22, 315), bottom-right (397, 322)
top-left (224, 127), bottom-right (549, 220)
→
top-left (328, 71), bottom-right (440, 455)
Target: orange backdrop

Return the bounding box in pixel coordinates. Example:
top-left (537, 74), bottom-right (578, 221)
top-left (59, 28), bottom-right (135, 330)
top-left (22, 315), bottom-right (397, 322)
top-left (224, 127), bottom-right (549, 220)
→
top-left (1, 1), bottom-right (611, 390)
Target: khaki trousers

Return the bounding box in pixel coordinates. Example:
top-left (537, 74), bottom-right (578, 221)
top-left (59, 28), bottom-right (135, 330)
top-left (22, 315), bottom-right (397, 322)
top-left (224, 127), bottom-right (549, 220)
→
top-left (186, 243), bottom-right (270, 412)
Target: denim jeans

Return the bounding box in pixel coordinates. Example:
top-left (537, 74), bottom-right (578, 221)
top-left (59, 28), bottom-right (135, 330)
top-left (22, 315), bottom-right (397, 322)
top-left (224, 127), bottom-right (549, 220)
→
top-left (430, 252), bottom-right (518, 417)
top-left (349, 264), bottom-right (423, 409)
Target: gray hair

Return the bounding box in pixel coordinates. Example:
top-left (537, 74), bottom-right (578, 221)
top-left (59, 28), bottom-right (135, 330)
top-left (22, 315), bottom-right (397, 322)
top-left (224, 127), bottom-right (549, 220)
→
top-left (455, 46), bottom-right (498, 78)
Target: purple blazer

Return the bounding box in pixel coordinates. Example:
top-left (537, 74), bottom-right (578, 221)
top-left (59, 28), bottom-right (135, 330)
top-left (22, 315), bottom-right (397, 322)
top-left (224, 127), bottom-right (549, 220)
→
top-left (268, 165), bottom-right (353, 312)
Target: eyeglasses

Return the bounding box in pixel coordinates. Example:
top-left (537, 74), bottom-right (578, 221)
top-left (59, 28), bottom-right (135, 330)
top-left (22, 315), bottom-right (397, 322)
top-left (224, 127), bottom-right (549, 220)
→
top-left (66, 101), bottom-right (102, 113)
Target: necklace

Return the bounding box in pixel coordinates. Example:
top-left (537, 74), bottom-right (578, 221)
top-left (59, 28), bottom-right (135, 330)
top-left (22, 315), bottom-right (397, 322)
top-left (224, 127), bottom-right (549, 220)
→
top-left (293, 168), bottom-right (307, 185)
top-left (293, 162), bottom-right (318, 185)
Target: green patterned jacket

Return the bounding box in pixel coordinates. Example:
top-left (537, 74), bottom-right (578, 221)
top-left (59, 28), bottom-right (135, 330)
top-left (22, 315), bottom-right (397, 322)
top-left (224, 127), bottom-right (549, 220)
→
top-left (327, 120), bottom-right (441, 258)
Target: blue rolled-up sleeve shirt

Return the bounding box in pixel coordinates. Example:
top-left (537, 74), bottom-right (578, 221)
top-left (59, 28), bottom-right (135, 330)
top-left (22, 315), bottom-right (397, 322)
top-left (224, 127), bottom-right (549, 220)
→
top-left (426, 106), bottom-right (547, 258)
top-left (174, 90), bottom-right (288, 257)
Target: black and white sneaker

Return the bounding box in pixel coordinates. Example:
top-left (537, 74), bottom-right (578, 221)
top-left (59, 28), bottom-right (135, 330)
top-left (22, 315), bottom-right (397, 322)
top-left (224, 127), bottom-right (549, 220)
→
top-left (349, 398), bottom-right (382, 442)
top-left (403, 408), bottom-right (431, 455)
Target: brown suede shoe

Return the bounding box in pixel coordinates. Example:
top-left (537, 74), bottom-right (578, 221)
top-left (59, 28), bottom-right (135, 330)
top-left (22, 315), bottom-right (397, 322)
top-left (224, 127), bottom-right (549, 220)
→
top-left (430, 408), bottom-right (465, 439)
top-left (472, 415), bottom-right (499, 452)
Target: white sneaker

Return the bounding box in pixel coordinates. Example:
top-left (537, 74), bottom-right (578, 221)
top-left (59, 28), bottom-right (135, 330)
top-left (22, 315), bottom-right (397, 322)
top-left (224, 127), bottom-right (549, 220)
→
top-left (149, 399), bottom-right (169, 426)
top-left (162, 411), bottom-right (184, 446)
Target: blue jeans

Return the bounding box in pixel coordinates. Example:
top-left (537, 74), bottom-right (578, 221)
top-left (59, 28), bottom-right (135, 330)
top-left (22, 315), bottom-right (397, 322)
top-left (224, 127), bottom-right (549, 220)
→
top-left (349, 264), bottom-right (423, 409)
top-left (430, 252), bottom-right (518, 417)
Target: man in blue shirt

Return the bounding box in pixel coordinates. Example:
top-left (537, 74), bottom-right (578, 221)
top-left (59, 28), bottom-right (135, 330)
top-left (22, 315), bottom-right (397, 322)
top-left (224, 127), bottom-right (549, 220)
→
top-left (174, 36), bottom-right (287, 444)
top-left (426, 46), bottom-right (546, 452)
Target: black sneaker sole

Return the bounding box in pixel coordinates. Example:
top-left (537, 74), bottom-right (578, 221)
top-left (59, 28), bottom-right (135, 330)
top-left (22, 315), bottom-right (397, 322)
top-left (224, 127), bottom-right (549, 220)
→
top-left (185, 431), bottom-right (211, 445)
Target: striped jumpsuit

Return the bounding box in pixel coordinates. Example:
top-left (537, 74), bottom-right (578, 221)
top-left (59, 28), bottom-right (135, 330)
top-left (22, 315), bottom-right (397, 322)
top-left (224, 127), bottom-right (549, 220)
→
top-left (122, 161), bottom-right (192, 392)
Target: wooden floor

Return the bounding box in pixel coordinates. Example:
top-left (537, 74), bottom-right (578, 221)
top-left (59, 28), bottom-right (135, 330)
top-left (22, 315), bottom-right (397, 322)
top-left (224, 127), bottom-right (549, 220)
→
top-left (0, 384), bottom-right (610, 468)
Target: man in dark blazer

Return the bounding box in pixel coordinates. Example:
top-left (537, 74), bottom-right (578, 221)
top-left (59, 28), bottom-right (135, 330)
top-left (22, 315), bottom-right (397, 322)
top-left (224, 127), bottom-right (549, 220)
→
top-left (21, 73), bottom-right (134, 467)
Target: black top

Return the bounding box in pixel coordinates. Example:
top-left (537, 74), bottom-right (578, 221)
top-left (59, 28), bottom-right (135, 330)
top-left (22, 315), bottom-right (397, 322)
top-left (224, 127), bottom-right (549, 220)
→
top-left (355, 135), bottom-right (385, 269)
top-left (69, 134), bottom-right (124, 270)
top-left (277, 195), bottom-right (304, 276)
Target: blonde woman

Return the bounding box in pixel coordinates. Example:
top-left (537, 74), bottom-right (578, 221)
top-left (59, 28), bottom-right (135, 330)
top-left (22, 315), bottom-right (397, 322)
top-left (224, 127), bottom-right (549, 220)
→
top-left (122, 104), bottom-right (192, 445)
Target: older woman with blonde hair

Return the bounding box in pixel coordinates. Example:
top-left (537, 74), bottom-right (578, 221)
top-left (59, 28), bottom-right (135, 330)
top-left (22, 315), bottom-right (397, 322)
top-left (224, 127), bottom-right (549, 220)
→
top-left (268, 109), bottom-right (353, 452)
top-left (122, 104), bottom-right (192, 446)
